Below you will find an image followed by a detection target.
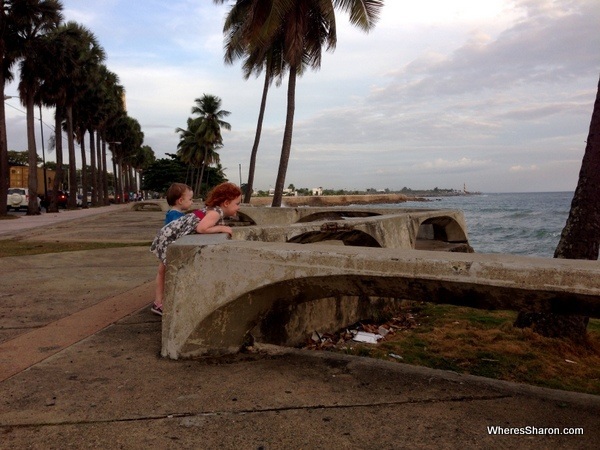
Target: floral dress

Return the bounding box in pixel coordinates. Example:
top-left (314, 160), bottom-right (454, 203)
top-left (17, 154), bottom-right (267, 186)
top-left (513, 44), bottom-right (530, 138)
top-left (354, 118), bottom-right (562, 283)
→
top-left (150, 206), bottom-right (224, 264)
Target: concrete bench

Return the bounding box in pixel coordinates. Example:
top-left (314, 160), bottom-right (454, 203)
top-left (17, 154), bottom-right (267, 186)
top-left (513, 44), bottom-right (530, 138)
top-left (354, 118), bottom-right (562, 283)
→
top-left (131, 201), bottom-right (165, 212)
top-left (235, 206), bottom-right (471, 251)
top-left (162, 236), bottom-right (600, 359)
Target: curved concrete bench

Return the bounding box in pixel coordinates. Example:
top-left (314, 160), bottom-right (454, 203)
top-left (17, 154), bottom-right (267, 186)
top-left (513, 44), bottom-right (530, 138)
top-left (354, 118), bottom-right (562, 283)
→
top-left (131, 201), bottom-right (166, 212)
top-left (235, 207), bottom-right (470, 251)
top-left (162, 237), bottom-right (600, 359)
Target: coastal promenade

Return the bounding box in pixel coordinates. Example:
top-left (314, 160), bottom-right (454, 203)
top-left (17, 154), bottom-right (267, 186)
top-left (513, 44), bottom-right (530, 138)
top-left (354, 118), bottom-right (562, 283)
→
top-left (0, 205), bottom-right (598, 449)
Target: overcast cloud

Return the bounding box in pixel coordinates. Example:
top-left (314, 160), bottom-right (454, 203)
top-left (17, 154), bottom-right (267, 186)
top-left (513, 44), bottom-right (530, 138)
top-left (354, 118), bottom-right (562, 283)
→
top-left (4, 0), bottom-right (599, 193)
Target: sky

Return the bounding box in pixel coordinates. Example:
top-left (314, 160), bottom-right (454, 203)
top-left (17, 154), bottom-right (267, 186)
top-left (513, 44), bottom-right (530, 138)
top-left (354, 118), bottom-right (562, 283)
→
top-left (4, 0), bottom-right (600, 193)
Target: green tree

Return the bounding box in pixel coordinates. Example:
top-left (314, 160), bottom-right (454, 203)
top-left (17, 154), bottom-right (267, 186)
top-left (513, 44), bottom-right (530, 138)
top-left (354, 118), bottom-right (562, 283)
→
top-left (185, 94), bottom-right (230, 197)
top-left (15, 0), bottom-right (63, 214)
top-left (216, 0), bottom-right (383, 207)
top-left (0, 0), bottom-right (21, 215)
top-left (7, 150), bottom-right (32, 165)
top-left (176, 117), bottom-right (205, 190)
top-left (95, 66), bottom-right (125, 205)
top-left (215, 0), bottom-right (287, 203)
top-left (141, 156), bottom-right (188, 194)
top-left (105, 113), bottom-right (144, 203)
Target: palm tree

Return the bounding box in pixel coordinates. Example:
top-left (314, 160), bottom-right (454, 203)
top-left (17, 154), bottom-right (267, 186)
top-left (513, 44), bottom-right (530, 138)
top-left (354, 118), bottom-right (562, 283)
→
top-left (0, 0), bottom-right (21, 215)
top-left (106, 113), bottom-right (144, 202)
top-left (59, 22), bottom-right (105, 208)
top-left (216, 0), bottom-right (287, 203)
top-left (217, 0), bottom-right (383, 206)
top-left (95, 66), bottom-right (125, 205)
top-left (15, 0), bottom-right (63, 214)
top-left (187, 94), bottom-right (231, 197)
top-left (514, 75), bottom-right (600, 342)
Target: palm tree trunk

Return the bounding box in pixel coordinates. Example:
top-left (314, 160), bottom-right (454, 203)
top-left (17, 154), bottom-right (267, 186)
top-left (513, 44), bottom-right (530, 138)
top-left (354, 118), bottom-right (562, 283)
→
top-left (48, 109), bottom-right (64, 213)
top-left (102, 140), bottom-right (109, 205)
top-left (111, 151), bottom-right (117, 203)
top-left (245, 69), bottom-right (270, 203)
top-left (514, 75), bottom-right (600, 341)
top-left (79, 130), bottom-right (88, 208)
top-left (198, 162), bottom-right (206, 197)
top-left (117, 156), bottom-right (124, 202)
top-left (0, 59), bottom-right (9, 215)
top-left (66, 105), bottom-right (77, 209)
top-left (26, 94), bottom-right (39, 215)
top-left (89, 128), bottom-right (97, 206)
top-left (96, 132), bottom-right (104, 205)
top-left (272, 66), bottom-right (297, 207)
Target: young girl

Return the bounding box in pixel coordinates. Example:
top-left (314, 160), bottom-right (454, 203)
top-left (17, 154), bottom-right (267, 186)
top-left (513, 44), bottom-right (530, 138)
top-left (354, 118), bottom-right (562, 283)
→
top-left (150, 182), bottom-right (242, 316)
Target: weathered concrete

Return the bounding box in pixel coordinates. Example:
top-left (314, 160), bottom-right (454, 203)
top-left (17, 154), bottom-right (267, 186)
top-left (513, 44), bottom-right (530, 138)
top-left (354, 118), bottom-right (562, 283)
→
top-left (163, 238), bottom-right (600, 359)
top-left (2, 204), bottom-right (599, 450)
top-left (234, 207), bottom-right (471, 253)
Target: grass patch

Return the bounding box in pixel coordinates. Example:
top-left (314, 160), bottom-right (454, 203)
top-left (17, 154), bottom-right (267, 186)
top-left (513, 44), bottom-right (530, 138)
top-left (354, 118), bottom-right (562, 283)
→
top-left (0, 239), bottom-right (149, 258)
top-left (314, 301), bottom-right (600, 395)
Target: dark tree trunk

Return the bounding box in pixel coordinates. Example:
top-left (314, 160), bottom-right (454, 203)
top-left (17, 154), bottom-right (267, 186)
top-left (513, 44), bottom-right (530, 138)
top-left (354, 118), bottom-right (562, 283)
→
top-left (514, 75), bottom-right (600, 342)
top-left (26, 94), bottom-right (39, 215)
top-left (244, 70), bottom-right (270, 203)
top-left (89, 129), bottom-right (97, 206)
top-left (102, 140), bottom-right (109, 205)
top-left (47, 110), bottom-right (64, 213)
top-left (272, 66), bottom-right (296, 208)
top-left (66, 106), bottom-right (78, 209)
top-left (96, 132), bottom-right (104, 205)
top-left (0, 58), bottom-right (8, 216)
top-left (79, 130), bottom-right (88, 208)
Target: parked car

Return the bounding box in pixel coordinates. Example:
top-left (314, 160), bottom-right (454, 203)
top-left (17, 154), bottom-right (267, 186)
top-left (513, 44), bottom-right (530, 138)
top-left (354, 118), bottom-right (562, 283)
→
top-left (41, 190), bottom-right (69, 209)
top-left (7, 187), bottom-right (40, 211)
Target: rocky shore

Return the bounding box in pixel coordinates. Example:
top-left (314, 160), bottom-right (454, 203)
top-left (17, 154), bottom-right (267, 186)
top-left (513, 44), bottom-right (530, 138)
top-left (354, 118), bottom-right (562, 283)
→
top-left (248, 193), bottom-right (427, 207)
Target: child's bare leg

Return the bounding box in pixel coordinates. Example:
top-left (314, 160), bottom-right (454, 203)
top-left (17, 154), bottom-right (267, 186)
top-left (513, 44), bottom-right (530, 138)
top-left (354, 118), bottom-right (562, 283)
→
top-left (154, 262), bottom-right (166, 308)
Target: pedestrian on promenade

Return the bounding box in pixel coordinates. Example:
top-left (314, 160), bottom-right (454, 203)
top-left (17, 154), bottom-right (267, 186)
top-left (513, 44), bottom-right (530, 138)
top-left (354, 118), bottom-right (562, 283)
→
top-left (150, 182), bottom-right (242, 316)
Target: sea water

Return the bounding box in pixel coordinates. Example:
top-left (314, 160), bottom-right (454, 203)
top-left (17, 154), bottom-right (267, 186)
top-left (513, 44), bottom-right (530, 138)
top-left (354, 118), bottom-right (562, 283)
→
top-left (377, 192), bottom-right (574, 258)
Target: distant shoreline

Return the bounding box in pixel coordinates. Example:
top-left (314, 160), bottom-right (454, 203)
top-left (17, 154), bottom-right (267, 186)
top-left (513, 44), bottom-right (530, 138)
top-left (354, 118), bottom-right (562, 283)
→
top-left (248, 193), bottom-right (427, 207)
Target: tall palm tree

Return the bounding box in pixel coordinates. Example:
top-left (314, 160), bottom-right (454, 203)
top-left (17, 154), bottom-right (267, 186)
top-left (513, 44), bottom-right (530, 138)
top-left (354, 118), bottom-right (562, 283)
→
top-left (216, 0), bottom-right (287, 203)
top-left (0, 0), bottom-right (21, 215)
top-left (106, 113), bottom-right (143, 202)
top-left (188, 94), bottom-right (230, 197)
top-left (217, 0), bottom-right (383, 207)
top-left (59, 22), bottom-right (105, 208)
top-left (15, 0), bottom-right (63, 214)
top-left (514, 75), bottom-right (600, 341)
top-left (176, 117), bottom-right (204, 189)
top-left (95, 66), bottom-right (125, 205)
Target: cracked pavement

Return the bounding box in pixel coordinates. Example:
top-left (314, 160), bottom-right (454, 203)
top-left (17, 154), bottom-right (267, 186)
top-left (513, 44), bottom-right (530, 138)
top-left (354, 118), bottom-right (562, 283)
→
top-left (0, 204), bottom-right (598, 449)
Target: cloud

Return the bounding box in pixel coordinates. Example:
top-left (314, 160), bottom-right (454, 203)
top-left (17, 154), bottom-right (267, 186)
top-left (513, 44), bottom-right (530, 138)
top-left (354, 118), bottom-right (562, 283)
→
top-left (5, 0), bottom-right (597, 194)
top-left (509, 164), bottom-right (539, 172)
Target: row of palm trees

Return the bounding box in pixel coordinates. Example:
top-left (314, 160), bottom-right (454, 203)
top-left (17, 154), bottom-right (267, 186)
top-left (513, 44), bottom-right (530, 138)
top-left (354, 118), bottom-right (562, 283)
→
top-left (214, 0), bottom-right (384, 206)
top-left (0, 0), bottom-right (152, 215)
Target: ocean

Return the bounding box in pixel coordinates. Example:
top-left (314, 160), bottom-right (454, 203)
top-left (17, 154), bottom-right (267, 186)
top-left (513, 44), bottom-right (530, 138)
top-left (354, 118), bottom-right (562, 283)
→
top-left (381, 192), bottom-right (574, 258)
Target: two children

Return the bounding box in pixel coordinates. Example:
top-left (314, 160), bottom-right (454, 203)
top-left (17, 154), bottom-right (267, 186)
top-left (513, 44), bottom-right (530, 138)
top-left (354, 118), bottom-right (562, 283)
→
top-left (150, 182), bottom-right (242, 316)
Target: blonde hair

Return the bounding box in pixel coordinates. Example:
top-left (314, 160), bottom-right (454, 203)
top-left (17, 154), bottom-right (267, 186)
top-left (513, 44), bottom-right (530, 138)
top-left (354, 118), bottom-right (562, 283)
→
top-left (166, 183), bottom-right (192, 206)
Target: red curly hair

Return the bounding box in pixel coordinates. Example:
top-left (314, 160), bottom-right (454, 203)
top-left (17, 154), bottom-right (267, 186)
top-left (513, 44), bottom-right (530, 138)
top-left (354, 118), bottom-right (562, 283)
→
top-left (204, 182), bottom-right (242, 207)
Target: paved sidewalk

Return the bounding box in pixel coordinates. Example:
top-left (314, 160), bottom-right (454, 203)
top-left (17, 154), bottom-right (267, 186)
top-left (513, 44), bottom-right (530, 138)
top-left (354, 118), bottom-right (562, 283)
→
top-left (0, 203), bottom-right (131, 237)
top-left (0, 206), bottom-right (598, 449)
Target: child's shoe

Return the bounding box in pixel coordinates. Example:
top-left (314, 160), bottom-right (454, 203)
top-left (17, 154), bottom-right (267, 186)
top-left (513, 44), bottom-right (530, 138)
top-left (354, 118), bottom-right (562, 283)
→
top-left (151, 303), bottom-right (163, 316)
